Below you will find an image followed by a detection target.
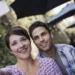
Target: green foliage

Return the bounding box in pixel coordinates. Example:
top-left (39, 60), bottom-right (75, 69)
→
top-left (0, 16), bottom-right (16, 68)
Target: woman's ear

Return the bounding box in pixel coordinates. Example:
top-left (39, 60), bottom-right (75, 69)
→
top-left (9, 50), bottom-right (13, 54)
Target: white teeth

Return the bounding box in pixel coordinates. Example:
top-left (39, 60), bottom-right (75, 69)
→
top-left (18, 48), bottom-right (28, 53)
top-left (21, 49), bottom-right (27, 52)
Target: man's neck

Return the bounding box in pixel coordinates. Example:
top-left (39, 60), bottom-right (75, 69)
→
top-left (42, 46), bottom-right (56, 59)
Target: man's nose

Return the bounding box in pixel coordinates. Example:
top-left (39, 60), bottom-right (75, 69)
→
top-left (39, 36), bottom-right (44, 42)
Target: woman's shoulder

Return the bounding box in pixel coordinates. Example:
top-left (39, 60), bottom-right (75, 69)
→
top-left (38, 57), bottom-right (60, 74)
top-left (38, 56), bottom-right (54, 61)
top-left (0, 65), bottom-right (15, 72)
top-left (1, 65), bottom-right (16, 70)
top-left (38, 57), bottom-right (55, 65)
top-left (0, 65), bottom-right (22, 75)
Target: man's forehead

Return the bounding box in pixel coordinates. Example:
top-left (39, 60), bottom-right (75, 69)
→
top-left (32, 27), bottom-right (47, 36)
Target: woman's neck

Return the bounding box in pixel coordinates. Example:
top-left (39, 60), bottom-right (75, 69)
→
top-left (16, 57), bottom-right (38, 73)
top-left (17, 57), bottom-right (34, 66)
top-left (16, 58), bottom-right (39, 75)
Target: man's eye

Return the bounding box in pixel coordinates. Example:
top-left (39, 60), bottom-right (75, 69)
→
top-left (42, 32), bottom-right (46, 36)
top-left (33, 36), bottom-right (39, 40)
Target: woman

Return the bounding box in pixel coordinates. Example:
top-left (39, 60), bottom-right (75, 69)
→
top-left (0, 26), bottom-right (62, 75)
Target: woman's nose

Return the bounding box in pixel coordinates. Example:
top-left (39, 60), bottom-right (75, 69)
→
top-left (19, 42), bottom-right (24, 48)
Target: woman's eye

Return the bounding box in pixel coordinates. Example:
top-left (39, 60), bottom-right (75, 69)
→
top-left (21, 37), bottom-right (27, 41)
top-left (12, 42), bottom-right (17, 46)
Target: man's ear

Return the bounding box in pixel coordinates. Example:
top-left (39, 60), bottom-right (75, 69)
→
top-left (51, 32), bottom-right (53, 39)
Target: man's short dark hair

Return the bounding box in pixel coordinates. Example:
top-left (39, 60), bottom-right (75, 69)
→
top-left (29, 21), bottom-right (50, 38)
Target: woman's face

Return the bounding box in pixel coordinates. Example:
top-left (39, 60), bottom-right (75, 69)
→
top-left (9, 34), bottom-right (31, 60)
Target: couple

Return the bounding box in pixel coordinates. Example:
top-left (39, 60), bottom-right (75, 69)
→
top-left (0, 21), bottom-right (75, 75)
top-left (0, 26), bottom-right (62, 75)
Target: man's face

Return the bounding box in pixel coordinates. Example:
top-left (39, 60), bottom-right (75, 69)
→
top-left (32, 27), bottom-right (53, 52)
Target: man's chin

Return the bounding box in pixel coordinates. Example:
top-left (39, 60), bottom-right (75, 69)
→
top-left (41, 48), bottom-right (48, 52)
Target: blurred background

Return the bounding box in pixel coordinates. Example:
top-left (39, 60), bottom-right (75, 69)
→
top-left (0, 0), bottom-right (75, 68)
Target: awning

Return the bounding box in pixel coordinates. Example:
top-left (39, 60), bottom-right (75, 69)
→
top-left (47, 2), bottom-right (75, 25)
top-left (10, 0), bottom-right (68, 19)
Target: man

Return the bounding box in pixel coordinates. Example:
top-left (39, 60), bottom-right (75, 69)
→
top-left (29, 21), bottom-right (75, 75)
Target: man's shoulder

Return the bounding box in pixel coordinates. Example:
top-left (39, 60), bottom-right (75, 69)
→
top-left (55, 44), bottom-right (72, 47)
top-left (55, 44), bottom-right (75, 51)
top-left (55, 44), bottom-right (75, 48)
